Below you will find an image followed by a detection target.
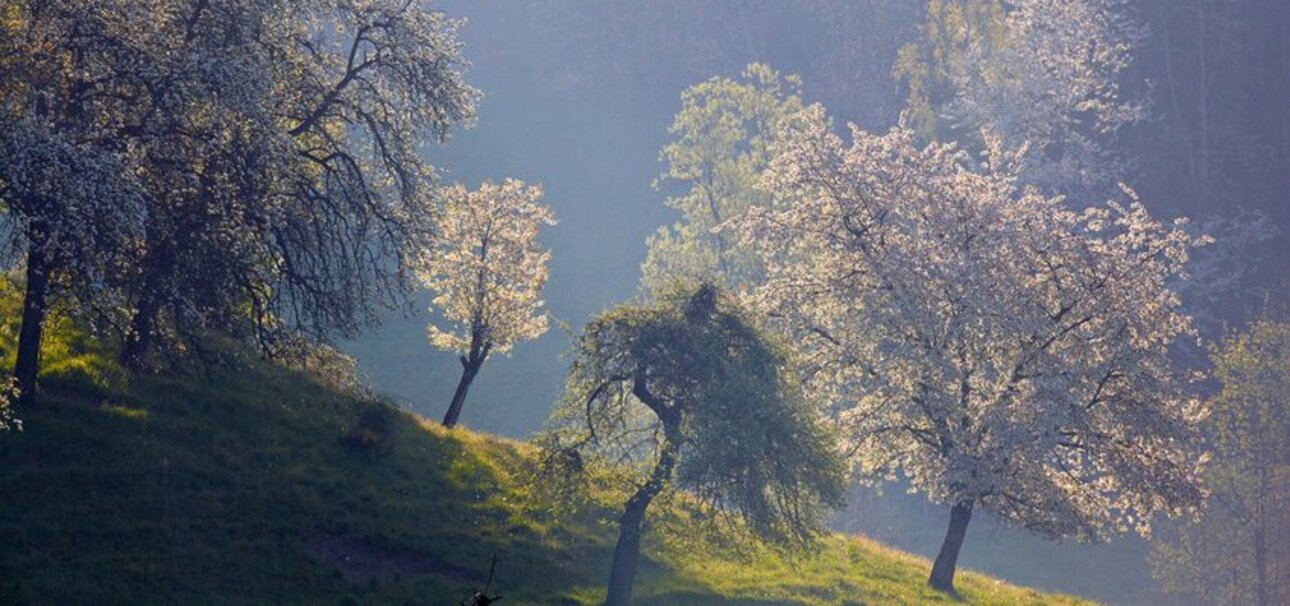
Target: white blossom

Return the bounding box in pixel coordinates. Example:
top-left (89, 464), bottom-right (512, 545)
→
top-left (735, 105), bottom-right (1210, 541)
top-left (417, 179), bottom-right (556, 357)
top-left (0, 377), bottom-right (20, 432)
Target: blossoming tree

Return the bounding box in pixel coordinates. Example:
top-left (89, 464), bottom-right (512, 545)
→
top-left (117, 0), bottom-right (480, 367)
top-left (735, 106), bottom-right (1211, 592)
top-left (417, 179), bottom-right (555, 429)
top-left (895, 0), bottom-right (1148, 197)
top-left (2, 0), bottom-right (480, 394)
top-left (0, 0), bottom-right (155, 402)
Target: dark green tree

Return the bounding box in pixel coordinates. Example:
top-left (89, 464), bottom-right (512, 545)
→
top-left (548, 283), bottom-right (844, 606)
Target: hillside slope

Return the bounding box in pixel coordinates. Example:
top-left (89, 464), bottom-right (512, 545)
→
top-left (0, 352), bottom-right (1093, 605)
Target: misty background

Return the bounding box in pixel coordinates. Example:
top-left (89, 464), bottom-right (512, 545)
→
top-left (342, 2), bottom-right (1290, 603)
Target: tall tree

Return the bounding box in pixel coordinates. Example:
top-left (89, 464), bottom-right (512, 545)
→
top-left (417, 179), bottom-right (555, 429)
top-left (118, 0), bottom-right (480, 367)
top-left (0, 1), bottom-right (150, 402)
top-left (1, 0), bottom-right (480, 392)
top-left (737, 106), bottom-right (1209, 593)
top-left (641, 63), bottom-right (821, 294)
top-left (548, 283), bottom-right (844, 606)
top-left (1152, 320), bottom-right (1290, 606)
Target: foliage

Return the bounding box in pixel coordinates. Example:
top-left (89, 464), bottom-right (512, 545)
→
top-left (0, 276), bottom-right (126, 399)
top-left (894, 0), bottom-right (1147, 197)
top-left (641, 64), bottom-right (825, 294)
top-left (736, 104), bottom-right (1210, 543)
top-left (0, 114), bottom-right (144, 304)
top-left (235, 0), bottom-right (478, 350)
top-left (550, 283), bottom-right (845, 546)
top-left (277, 336), bottom-right (370, 399)
top-left (1152, 320), bottom-right (1290, 606)
top-left (417, 179), bottom-right (556, 357)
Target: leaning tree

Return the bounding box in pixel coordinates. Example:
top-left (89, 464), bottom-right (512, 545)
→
top-left (736, 106), bottom-right (1210, 593)
top-left (548, 283), bottom-right (844, 605)
top-left (416, 179), bottom-right (555, 429)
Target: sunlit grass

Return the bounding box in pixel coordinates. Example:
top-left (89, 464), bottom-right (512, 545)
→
top-left (0, 294), bottom-right (1095, 603)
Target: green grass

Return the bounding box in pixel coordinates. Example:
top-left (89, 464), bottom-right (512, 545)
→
top-left (0, 310), bottom-right (1094, 604)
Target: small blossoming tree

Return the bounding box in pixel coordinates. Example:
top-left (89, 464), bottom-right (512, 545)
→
top-left (417, 179), bottom-right (555, 429)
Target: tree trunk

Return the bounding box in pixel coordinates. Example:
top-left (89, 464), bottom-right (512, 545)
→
top-left (441, 357), bottom-right (481, 429)
top-left (14, 243), bottom-right (50, 406)
top-left (120, 234), bottom-right (176, 371)
top-left (604, 485), bottom-right (652, 606)
top-left (1254, 464), bottom-right (1269, 606)
top-left (928, 500), bottom-right (974, 593)
top-left (120, 294), bottom-right (158, 372)
top-left (441, 327), bottom-right (493, 429)
top-left (605, 423), bottom-right (678, 606)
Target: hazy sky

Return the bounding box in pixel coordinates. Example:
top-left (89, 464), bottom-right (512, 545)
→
top-left (346, 2), bottom-right (682, 437)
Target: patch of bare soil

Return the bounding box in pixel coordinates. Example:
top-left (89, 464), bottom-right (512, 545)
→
top-left (302, 531), bottom-right (484, 585)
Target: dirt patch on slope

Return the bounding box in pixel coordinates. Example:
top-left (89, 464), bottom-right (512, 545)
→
top-left (303, 531), bottom-right (484, 585)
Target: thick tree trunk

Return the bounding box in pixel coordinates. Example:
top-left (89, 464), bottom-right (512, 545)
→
top-left (14, 244), bottom-right (50, 406)
top-left (928, 500), bottom-right (974, 593)
top-left (441, 357), bottom-right (481, 429)
top-left (120, 234), bottom-right (175, 371)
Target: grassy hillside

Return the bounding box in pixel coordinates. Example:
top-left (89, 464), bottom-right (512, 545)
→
top-left (0, 337), bottom-right (1093, 604)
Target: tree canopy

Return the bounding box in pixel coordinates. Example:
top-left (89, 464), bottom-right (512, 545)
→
top-left (0, 0), bottom-right (479, 397)
top-left (736, 103), bottom-right (1210, 590)
top-left (641, 64), bottom-right (822, 294)
top-left (894, 0), bottom-right (1147, 197)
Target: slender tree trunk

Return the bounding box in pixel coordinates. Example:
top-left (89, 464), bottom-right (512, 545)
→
top-left (928, 500), bottom-right (974, 593)
top-left (1254, 464), bottom-right (1269, 606)
top-left (14, 243), bottom-right (50, 406)
top-left (120, 294), bottom-right (159, 372)
top-left (605, 417), bottom-right (679, 606)
top-left (441, 355), bottom-right (482, 429)
top-left (120, 231), bottom-right (176, 371)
